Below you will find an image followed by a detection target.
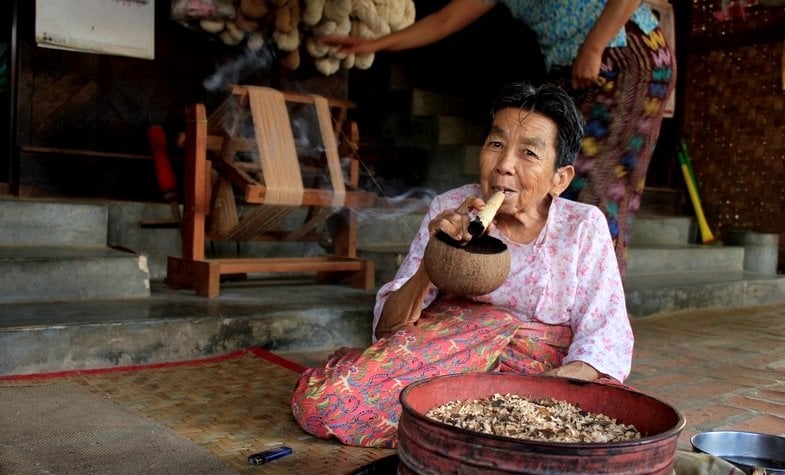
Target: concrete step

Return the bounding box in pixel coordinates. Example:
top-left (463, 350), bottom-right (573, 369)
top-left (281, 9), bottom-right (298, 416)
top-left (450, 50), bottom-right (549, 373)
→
top-left (358, 244), bottom-right (408, 286)
top-left (0, 246), bottom-right (150, 303)
top-left (354, 205), bottom-right (739, 285)
top-left (3, 272), bottom-right (785, 376)
top-left (381, 88), bottom-right (474, 119)
top-left (3, 196), bottom-right (782, 376)
top-left (638, 187), bottom-right (686, 216)
top-left (408, 89), bottom-right (473, 118)
top-left (0, 282), bottom-right (377, 376)
top-left (403, 115), bottom-right (486, 147)
top-left (631, 215), bottom-right (695, 246)
top-left (624, 271), bottom-right (785, 317)
top-left (357, 208), bottom-right (423, 250)
top-left (0, 197), bottom-right (108, 247)
top-left (357, 204), bottom-right (423, 285)
top-left (357, 188), bottom-right (663, 250)
top-left (107, 201), bottom-right (182, 281)
top-left (374, 88), bottom-right (480, 147)
top-left (360, 244), bottom-right (763, 303)
top-left (627, 243), bottom-right (744, 274)
top-left (425, 144), bottom-right (483, 194)
top-left (108, 201), bottom-right (331, 281)
top-left (356, 196), bottom-right (691, 250)
top-left (358, 242), bottom-right (774, 316)
top-left (0, 197), bottom-right (151, 302)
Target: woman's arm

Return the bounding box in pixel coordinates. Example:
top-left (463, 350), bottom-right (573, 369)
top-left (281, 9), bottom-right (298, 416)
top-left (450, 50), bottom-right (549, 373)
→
top-left (322, 0), bottom-right (495, 55)
top-left (544, 360), bottom-right (601, 381)
top-left (571, 0), bottom-right (642, 89)
top-left (374, 265), bottom-right (433, 339)
top-left (560, 207), bottom-right (634, 382)
top-left (373, 192), bottom-right (487, 340)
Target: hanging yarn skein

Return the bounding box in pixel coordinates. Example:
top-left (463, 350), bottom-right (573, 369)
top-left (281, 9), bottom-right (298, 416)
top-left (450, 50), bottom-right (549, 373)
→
top-left (173, 0), bottom-right (415, 75)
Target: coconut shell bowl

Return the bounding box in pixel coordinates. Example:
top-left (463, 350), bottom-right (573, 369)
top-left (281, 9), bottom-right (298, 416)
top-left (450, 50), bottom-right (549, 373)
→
top-left (423, 231), bottom-right (511, 297)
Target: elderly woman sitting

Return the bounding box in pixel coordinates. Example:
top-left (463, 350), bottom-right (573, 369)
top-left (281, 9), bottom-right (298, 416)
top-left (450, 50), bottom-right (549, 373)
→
top-left (291, 81), bottom-right (633, 448)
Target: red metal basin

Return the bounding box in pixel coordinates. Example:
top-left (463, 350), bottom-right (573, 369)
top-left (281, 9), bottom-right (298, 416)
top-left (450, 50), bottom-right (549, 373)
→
top-left (398, 372), bottom-right (685, 474)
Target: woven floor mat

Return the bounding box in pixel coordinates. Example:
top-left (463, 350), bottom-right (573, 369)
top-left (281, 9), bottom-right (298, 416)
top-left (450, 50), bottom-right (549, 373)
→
top-left (0, 349), bottom-right (395, 474)
top-left (0, 381), bottom-right (237, 475)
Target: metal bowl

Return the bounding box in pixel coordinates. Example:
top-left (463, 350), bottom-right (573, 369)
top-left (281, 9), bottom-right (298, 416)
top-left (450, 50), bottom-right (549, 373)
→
top-left (691, 431), bottom-right (785, 474)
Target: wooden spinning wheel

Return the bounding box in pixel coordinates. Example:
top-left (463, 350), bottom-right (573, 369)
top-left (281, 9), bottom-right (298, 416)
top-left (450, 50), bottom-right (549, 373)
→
top-left (165, 86), bottom-right (377, 297)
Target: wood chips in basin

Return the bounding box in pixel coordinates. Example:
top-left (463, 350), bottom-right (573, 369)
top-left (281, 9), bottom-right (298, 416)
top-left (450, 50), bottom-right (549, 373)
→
top-left (425, 393), bottom-right (641, 443)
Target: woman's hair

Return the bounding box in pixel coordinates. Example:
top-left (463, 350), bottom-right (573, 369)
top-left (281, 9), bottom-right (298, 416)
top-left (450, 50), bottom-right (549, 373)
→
top-left (490, 82), bottom-right (585, 169)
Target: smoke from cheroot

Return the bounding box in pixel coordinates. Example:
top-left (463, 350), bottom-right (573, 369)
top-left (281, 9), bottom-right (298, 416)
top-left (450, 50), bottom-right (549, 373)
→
top-left (203, 41), bottom-right (277, 93)
top-left (202, 39), bottom-right (437, 227)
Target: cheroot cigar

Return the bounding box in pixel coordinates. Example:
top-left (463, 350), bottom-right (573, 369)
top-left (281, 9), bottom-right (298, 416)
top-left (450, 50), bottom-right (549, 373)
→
top-left (468, 191), bottom-right (505, 237)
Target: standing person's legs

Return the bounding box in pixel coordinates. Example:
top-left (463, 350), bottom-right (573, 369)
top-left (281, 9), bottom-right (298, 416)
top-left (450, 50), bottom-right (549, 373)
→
top-left (561, 24), bottom-right (676, 277)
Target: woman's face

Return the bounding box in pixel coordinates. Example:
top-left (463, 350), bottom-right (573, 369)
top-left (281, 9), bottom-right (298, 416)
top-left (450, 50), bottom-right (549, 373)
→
top-left (479, 107), bottom-right (572, 218)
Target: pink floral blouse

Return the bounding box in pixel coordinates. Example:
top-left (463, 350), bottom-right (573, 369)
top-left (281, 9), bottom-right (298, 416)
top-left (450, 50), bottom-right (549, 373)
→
top-left (373, 184), bottom-right (634, 382)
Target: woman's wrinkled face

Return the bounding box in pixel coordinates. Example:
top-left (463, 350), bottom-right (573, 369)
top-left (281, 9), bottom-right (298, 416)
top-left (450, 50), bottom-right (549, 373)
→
top-left (479, 107), bottom-right (566, 217)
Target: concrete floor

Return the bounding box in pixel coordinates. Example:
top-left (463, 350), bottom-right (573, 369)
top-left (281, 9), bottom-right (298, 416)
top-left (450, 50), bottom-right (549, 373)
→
top-left (622, 303), bottom-right (785, 451)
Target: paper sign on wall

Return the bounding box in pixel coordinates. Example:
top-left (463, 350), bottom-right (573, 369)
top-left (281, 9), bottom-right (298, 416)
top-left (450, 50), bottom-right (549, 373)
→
top-left (35, 0), bottom-right (155, 60)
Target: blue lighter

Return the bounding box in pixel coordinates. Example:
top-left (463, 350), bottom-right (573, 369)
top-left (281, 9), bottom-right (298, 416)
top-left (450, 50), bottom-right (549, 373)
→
top-left (247, 446), bottom-right (293, 465)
